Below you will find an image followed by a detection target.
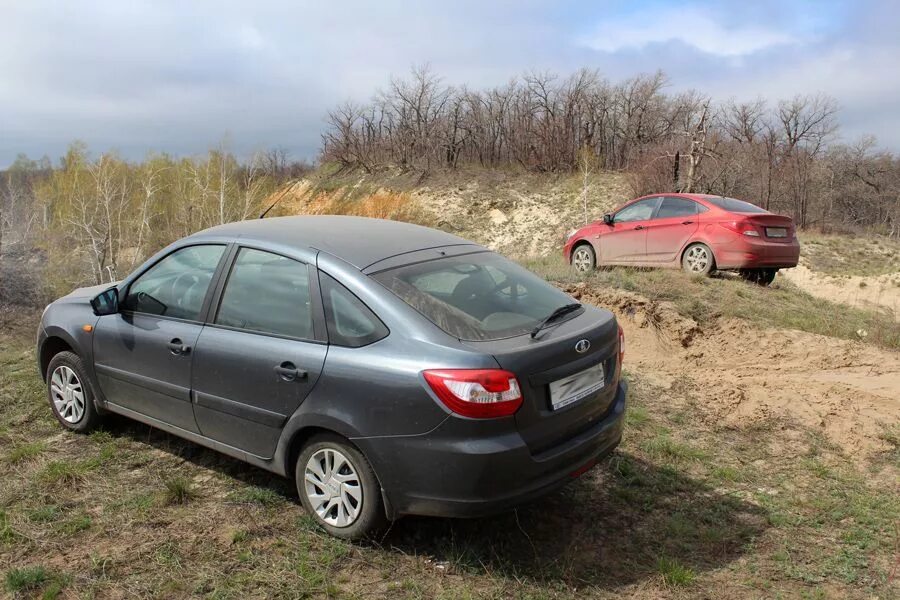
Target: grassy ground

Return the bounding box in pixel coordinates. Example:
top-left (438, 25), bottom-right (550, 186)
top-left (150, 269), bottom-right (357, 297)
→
top-left (524, 256), bottom-right (900, 351)
top-left (1, 310), bottom-right (897, 599)
top-left (799, 233), bottom-right (900, 278)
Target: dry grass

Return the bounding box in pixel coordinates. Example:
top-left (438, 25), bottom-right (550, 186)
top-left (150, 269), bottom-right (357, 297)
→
top-left (304, 189), bottom-right (430, 225)
top-left (800, 232), bottom-right (900, 277)
top-left (269, 174), bottom-right (433, 227)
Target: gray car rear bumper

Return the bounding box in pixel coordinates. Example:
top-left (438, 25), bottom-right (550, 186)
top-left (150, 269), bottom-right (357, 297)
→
top-left (358, 380), bottom-right (627, 519)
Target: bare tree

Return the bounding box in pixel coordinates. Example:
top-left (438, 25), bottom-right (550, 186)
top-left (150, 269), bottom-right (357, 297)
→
top-left (129, 157), bottom-right (167, 270)
top-left (577, 146), bottom-right (597, 224)
top-left (318, 67), bottom-right (900, 234)
top-left (680, 98), bottom-right (712, 193)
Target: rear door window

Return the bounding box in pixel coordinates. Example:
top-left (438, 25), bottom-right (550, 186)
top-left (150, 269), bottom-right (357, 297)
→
top-left (655, 197), bottom-right (699, 219)
top-left (215, 248), bottom-right (313, 339)
top-left (372, 252), bottom-right (578, 341)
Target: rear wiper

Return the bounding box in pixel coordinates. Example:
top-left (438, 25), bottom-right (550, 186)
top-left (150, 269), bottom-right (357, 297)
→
top-left (530, 302), bottom-right (582, 338)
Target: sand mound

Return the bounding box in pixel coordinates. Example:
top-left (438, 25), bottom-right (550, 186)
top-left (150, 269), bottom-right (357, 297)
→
top-left (567, 283), bottom-right (900, 461)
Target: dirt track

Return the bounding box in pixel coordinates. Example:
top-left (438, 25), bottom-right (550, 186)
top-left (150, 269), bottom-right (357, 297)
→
top-left (564, 283), bottom-right (900, 462)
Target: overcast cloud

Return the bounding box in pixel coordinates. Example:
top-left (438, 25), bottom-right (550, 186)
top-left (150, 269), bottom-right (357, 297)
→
top-left (1, 0), bottom-right (898, 167)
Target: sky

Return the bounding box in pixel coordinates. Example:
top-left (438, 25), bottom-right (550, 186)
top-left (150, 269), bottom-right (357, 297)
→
top-left (2, 0), bottom-right (899, 167)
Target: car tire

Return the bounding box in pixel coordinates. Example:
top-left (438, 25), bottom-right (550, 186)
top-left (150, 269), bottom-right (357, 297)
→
top-left (46, 351), bottom-right (102, 433)
top-left (571, 244), bottom-right (596, 273)
top-left (681, 243), bottom-right (716, 276)
top-left (295, 433), bottom-right (388, 540)
top-left (739, 268), bottom-right (777, 286)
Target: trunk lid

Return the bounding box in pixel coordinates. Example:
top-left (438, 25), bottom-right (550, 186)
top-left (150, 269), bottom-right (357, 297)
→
top-left (463, 305), bottom-right (620, 455)
top-left (742, 214), bottom-right (795, 240)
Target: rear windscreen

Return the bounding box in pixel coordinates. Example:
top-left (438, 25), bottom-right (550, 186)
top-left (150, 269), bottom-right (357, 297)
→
top-left (371, 252), bottom-right (578, 341)
top-left (704, 197), bottom-right (768, 213)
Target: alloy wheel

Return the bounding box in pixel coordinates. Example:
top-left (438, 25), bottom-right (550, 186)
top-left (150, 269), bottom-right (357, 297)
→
top-left (572, 248), bottom-right (593, 272)
top-left (50, 365), bottom-right (85, 423)
top-left (685, 246), bottom-right (710, 273)
top-left (304, 448), bottom-right (363, 527)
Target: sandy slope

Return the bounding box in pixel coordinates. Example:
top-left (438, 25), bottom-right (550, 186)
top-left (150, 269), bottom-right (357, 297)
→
top-left (564, 283), bottom-right (900, 462)
top-left (781, 264), bottom-right (900, 320)
top-left (267, 169), bottom-right (634, 258)
top-left (411, 177), bottom-right (632, 257)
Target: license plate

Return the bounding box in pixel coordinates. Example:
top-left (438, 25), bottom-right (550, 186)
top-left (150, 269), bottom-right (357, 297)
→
top-left (766, 227), bottom-right (788, 238)
top-left (549, 363), bottom-right (605, 410)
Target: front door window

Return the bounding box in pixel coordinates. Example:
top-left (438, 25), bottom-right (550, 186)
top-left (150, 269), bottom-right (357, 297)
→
top-left (614, 198), bottom-right (659, 223)
top-left (123, 245), bottom-right (225, 321)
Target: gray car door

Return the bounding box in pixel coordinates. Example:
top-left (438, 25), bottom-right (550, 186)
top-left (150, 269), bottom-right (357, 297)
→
top-left (190, 247), bottom-right (327, 459)
top-left (92, 244), bottom-right (228, 432)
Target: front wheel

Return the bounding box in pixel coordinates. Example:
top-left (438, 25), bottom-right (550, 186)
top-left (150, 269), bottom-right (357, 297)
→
top-left (681, 243), bottom-right (716, 276)
top-left (46, 351), bottom-right (102, 432)
top-left (296, 434), bottom-right (387, 540)
top-left (739, 268), bottom-right (777, 286)
top-left (571, 244), bottom-right (596, 273)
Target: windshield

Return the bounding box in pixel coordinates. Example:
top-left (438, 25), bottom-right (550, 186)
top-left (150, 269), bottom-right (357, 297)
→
top-left (371, 252), bottom-right (579, 341)
top-left (705, 196), bottom-right (768, 213)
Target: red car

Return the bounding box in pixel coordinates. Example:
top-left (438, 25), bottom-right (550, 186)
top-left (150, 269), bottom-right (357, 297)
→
top-left (563, 194), bottom-right (800, 285)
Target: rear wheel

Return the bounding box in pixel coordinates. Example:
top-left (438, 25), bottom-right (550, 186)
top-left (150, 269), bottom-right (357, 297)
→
top-left (46, 351), bottom-right (102, 432)
top-left (739, 268), bottom-right (777, 286)
top-left (681, 243), bottom-right (715, 276)
top-left (571, 244), bottom-right (596, 273)
top-left (295, 434), bottom-right (387, 540)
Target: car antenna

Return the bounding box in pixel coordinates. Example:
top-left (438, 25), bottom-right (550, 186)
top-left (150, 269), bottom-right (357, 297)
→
top-left (258, 184), bottom-right (293, 219)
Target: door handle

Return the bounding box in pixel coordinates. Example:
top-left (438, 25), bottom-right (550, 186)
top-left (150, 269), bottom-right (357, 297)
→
top-left (681, 220), bottom-right (694, 225)
top-left (274, 362), bottom-right (308, 382)
top-left (167, 338), bottom-right (191, 355)
top-left (633, 225), bottom-right (644, 230)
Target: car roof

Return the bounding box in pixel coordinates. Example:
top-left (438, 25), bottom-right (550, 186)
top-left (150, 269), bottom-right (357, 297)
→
top-left (625, 193), bottom-right (736, 208)
top-left (632, 193), bottom-right (709, 201)
top-left (189, 215), bottom-right (479, 270)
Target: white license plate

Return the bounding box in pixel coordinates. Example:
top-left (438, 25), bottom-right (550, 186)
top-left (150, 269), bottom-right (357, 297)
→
top-left (549, 363), bottom-right (605, 410)
top-left (766, 227), bottom-right (788, 238)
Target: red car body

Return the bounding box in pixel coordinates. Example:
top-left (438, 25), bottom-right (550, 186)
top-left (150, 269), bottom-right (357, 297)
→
top-left (563, 193), bottom-right (800, 273)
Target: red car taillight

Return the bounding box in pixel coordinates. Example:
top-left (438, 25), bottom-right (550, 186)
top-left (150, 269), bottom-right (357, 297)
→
top-left (615, 324), bottom-right (625, 381)
top-left (720, 220), bottom-right (760, 237)
top-left (422, 369), bottom-right (523, 418)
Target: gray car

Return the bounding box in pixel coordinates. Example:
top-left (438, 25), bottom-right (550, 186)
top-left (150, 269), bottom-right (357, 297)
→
top-left (37, 216), bottom-right (627, 539)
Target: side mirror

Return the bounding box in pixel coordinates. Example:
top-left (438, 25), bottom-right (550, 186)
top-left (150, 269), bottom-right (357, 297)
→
top-left (90, 287), bottom-right (119, 316)
top-left (602, 213), bottom-right (614, 225)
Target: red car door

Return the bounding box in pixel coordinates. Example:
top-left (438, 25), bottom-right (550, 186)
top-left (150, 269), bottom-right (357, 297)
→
top-left (644, 196), bottom-right (703, 262)
top-left (598, 197), bottom-right (660, 263)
